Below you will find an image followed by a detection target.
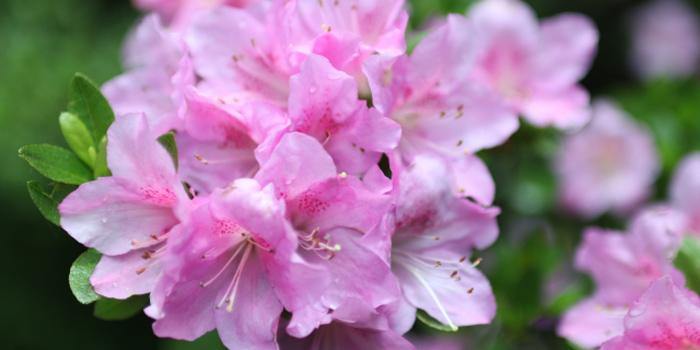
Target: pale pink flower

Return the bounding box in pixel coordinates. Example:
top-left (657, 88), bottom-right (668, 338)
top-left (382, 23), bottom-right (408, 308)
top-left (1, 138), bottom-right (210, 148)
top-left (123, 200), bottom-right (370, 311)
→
top-left (185, 0), bottom-right (407, 105)
top-left (102, 15), bottom-right (195, 137)
top-left (558, 207), bottom-right (686, 348)
top-left (254, 132), bottom-right (400, 337)
top-left (467, 0), bottom-right (598, 129)
top-left (600, 276), bottom-right (700, 350)
top-left (133, 0), bottom-right (262, 31)
top-left (555, 99), bottom-right (660, 219)
top-left (388, 155), bottom-right (499, 333)
top-left (670, 152), bottom-right (700, 235)
top-left (59, 113), bottom-right (191, 298)
top-left (364, 14), bottom-right (516, 204)
top-left (629, 0), bottom-right (700, 81)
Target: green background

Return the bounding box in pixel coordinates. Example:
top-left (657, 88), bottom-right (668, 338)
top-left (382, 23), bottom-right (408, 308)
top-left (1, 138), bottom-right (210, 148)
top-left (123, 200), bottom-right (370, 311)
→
top-left (2, 0), bottom-right (699, 349)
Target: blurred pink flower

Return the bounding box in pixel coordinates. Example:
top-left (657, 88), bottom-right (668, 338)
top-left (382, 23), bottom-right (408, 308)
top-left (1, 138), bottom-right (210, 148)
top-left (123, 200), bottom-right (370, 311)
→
top-left (670, 152), bottom-right (700, 235)
top-left (629, 0), bottom-right (700, 81)
top-left (600, 276), bottom-right (700, 350)
top-left (468, 0), bottom-right (598, 129)
top-left (133, 0), bottom-right (260, 31)
top-left (555, 99), bottom-right (660, 219)
top-left (558, 207), bottom-right (686, 348)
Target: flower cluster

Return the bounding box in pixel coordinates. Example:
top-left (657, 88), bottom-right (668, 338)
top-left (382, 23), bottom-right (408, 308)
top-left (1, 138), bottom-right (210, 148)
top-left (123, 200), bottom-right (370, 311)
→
top-left (39, 0), bottom-right (603, 348)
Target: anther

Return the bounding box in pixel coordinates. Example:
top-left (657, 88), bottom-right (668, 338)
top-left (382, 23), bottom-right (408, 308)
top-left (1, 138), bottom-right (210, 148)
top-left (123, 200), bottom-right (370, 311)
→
top-left (136, 267), bottom-right (147, 275)
top-left (434, 236), bottom-right (440, 240)
top-left (459, 256), bottom-right (467, 263)
top-left (195, 153), bottom-right (209, 165)
top-left (457, 140), bottom-right (463, 147)
top-left (457, 104), bottom-right (464, 111)
top-left (440, 111), bottom-right (446, 117)
top-left (467, 288), bottom-right (474, 294)
top-left (450, 271), bottom-right (458, 278)
top-left (471, 257), bottom-right (482, 267)
top-left (435, 261), bottom-right (442, 267)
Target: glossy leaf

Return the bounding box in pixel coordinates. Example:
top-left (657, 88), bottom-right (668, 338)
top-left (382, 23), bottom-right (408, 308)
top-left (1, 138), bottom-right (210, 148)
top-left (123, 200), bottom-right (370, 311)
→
top-left (416, 308), bottom-right (459, 332)
top-left (18, 144), bottom-right (94, 185)
top-left (93, 136), bottom-right (111, 178)
top-left (26, 181), bottom-right (61, 226)
top-left (59, 111), bottom-right (96, 168)
top-left (674, 236), bottom-right (700, 295)
top-left (93, 295), bottom-right (149, 321)
top-left (67, 73), bottom-right (115, 148)
top-left (158, 131), bottom-right (178, 170)
top-left (68, 249), bottom-right (102, 304)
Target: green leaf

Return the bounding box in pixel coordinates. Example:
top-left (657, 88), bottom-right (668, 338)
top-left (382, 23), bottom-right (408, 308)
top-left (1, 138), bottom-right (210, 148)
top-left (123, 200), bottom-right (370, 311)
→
top-left (19, 144), bottom-right (94, 185)
top-left (158, 131), bottom-right (179, 170)
top-left (94, 295), bottom-right (149, 321)
top-left (415, 308), bottom-right (458, 332)
top-left (59, 111), bottom-right (96, 168)
top-left (674, 236), bottom-right (700, 295)
top-left (27, 181), bottom-right (61, 226)
top-left (68, 249), bottom-right (102, 304)
top-left (93, 136), bottom-right (111, 178)
top-left (68, 73), bottom-right (115, 148)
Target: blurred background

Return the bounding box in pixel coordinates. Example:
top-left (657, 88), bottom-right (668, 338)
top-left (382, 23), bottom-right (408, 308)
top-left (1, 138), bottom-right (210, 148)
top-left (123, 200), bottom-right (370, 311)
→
top-left (2, 0), bottom-right (700, 349)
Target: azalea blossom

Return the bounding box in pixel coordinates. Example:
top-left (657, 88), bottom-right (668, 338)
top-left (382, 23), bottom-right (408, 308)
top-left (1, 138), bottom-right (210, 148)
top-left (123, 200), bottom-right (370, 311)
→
top-left (467, 0), bottom-right (598, 129)
top-left (629, 0), bottom-right (700, 81)
top-left (185, 0), bottom-right (407, 106)
top-left (388, 155), bottom-right (499, 333)
top-left (102, 15), bottom-right (194, 137)
top-left (600, 275), bottom-right (700, 350)
top-left (364, 14), bottom-right (516, 204)
top-left (558, 207), bottom-right (686, 348)
top-left (59, 113), bottom-right (191, 298)
top-left (670, 152), bottom-right (700, 235)
top-left (555, 99), bottom-right (660, 219)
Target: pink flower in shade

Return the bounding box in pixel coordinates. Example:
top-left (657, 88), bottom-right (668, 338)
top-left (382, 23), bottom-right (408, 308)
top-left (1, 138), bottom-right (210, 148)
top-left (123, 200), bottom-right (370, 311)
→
top-left (629, 0), bottom-right (700, 81)
top-left (467, 0), bottom-right (598, 129)
top-left (184, 0), bottom-right (407, 106)
top-left (387, 155), bottom-right (499, 333)
top-left (102, 15), bottom-right (195, 137)
top-left (364, 14), bottom-right (517, 204)
top-left (555, 99), bottom-right (660, 219)
top-left (279, 0), bottom-right (408, 95)
top-left (600, 276), bottom-right (700, 350)
top-left (558, 207), bottom-right (686, 348)
top-left (277, 312), bottom-right (416, 350)
top-left (133, 0), bottom-right (261, 31)
top-left (670, 152), bottom-right (700, 235)
top-left (254, 132), bottom-right (400, 337)
top-left (175, 89), bottom-right (288, 195)
top-left (58, 113), bottom-right (191, 299)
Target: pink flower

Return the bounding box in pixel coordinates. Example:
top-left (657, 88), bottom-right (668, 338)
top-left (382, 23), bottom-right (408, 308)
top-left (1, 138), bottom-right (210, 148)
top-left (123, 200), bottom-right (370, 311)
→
top-left (254, 132), bottom-right (400, 337)
top-left (388, 155), bottom-right (499, 333)
top-left (277, 311), bottom-right (416, 350)
top-left (146, 180), bottom-right (316, 349)
top-left (364, 14), bottom-right (516, 204)
top-left (102, 15), bottom-right (195, 137)
top-left (558, 207), bottom-right (686, 348)
top-left (285, 54), bottom-right (401, 175)
top-left (555, 99), bottom-right (660, 219)
top-left (133, 0), bottom-right (261, 31)
top-left (629, 0), bottom-right (700, 81)
top-left (185, 0), bottom-right (408, 106)
top-left (600, 276), bottom-right (700, 350)
top-left (670, 152), bottom-right (700, 235)
top-left (467, 0), bottom-right (598, 129)
top-left (59, 113), bottom-right (191, 298)
top-left (175, 89), bottom-right (288, 194)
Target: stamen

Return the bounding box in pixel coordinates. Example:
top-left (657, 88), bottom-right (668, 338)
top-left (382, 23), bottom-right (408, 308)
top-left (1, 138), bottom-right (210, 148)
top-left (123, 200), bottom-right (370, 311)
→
top-left (225, 243), bottom-right (253, 312)
top-left (200, 242), bottom-right (247, 288)
top-left (467, 287), bottom-right (474, 294)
